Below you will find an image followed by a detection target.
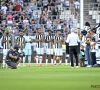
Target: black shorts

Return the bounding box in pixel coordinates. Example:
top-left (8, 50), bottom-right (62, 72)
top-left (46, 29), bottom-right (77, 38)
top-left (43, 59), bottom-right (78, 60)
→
top-left (6, 61), bottom-right (17, 69)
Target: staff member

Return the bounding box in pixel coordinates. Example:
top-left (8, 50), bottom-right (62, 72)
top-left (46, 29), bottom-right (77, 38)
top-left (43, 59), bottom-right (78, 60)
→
top-left (5, 45), bottom-right (22, 69)
top-left (66, 28), bottom-right (80, 68)
top-left (35, 28), bottom-right (45, 66)
top-left (90, 28), bottom-right (98, 66)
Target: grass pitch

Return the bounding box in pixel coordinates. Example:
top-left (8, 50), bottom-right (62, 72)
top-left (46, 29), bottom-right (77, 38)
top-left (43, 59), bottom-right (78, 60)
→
top-left (0, 64), bottom-right (100, 90)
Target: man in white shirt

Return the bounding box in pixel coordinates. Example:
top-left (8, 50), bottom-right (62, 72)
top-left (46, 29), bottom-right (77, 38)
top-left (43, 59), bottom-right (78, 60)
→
top-left (74, 0), bottom-right (80, 10)
top-left (66, 28), bottom-right (80, 68)
top-left (1, 4), bottom-right (7, 15)
top-left (33, 12), bottom-right (40, 20)
top-left (65, 0), bottom-right (70, 7)
top-left (23, 17), bottom-right (29, 26)
top-left (64, 0), bottom-right (70, 10)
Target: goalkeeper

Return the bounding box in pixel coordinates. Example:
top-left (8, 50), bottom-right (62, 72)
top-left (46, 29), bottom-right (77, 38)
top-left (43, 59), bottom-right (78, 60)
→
top-left (5, 45), bottom-right (22, 69)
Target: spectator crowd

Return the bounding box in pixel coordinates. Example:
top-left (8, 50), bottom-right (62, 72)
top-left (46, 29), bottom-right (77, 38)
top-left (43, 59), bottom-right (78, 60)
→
top-left (0, 0), bottom-right (80, 37)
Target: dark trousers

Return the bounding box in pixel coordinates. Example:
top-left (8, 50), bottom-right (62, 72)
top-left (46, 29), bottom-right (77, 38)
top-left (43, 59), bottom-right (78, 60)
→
top-left (6, 61), bottom-right (17, 69)
top-left (91, 52), bottom-right (97, 65)
top-left (69, 46), bottom-right (78, 67)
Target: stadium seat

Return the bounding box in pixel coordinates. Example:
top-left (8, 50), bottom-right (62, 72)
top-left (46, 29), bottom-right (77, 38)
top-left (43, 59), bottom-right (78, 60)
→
top-left (89, 10), bottom-right (92, 15)
top-left (96, 19), bottom-right (100, 23)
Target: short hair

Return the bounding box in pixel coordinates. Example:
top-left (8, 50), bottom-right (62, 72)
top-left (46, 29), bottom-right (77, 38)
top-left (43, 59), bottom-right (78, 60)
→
top-left (90, 28), bottom-right (96, 33)
top-left (13, 45), bottom-right (19, 50)
top-left (56, 30), bottom-right (61, 32)
top-left (48, 30), bottom-right (53, 32)
top-left (71, 28), bottom-right (75, 32)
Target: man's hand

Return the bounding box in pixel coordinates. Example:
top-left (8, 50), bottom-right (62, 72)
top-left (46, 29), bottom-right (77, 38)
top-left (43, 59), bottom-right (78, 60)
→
top-left (14, 56), bottom-right (18, 60)
top-left (9, 53), bottom-right (18, 60)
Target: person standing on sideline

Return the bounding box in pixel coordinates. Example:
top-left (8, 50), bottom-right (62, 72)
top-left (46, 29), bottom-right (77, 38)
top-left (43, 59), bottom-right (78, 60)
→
top-left (90, 28), bottom-right (98, 66)
top-left (66, 28), bottom-right (80, 68)
top-left (54, 30), bottom-right (64, 65)
top-left (45, 30), bottom-right (54, 66)
top-left (23, 31), bottom-right (32, 66)
top-left (68, 18), bottom-right (73, 30)
top-left (85, 36), bottom-right (92, 67)
top-left (15, 31), bottom-right (25, 66)
top-left (2, 31), bottom-right (12, 68)
top-left (35, 28), bottom-right (45, 66)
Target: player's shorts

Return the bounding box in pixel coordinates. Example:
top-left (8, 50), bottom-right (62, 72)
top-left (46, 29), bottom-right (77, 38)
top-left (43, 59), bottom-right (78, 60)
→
top-left (3, 49), bottom-right (9, 59)
top-left (24, 49), bottom-right (32, 55)
top-left (36, 48), bottom-right (44, 55)
top-left (43, 43), bottom-right (47, 53)
top-left (46, 48), bottom-right (53, 55)
top-left (55, 48), bottom-right (63, 56)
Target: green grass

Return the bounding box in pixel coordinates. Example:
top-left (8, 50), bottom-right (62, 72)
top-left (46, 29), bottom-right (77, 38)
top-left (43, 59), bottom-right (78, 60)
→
top-left (0, 64), bottom-right (100, 90)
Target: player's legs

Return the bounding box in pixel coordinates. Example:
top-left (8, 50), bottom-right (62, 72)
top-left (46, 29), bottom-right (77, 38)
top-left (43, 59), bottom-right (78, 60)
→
top-left (23, 49), bottom-right (27, 66)
top-left (50, 49), bottom-right (54, 65)
top-left (3, 49), bottom-right (8, 68)
top-left (59, 48), bottom-right (63, 65)
top-left (27, 49), bottom-right (32, 66)
top-left (46, 48), bottom-right (50, 66)
top-left (54, 49), bottom-right (59, 65)
top-left (39, 48), bottom-right (43, 66)
top-left (36, 48), bottom-right (40, 66)
top-left (36, 48), bottom-right (43, 66)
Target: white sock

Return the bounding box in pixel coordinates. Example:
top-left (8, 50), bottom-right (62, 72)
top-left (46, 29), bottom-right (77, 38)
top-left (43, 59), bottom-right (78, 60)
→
top-left (3, 60), bottom-right (5, 68)
top-left (65, 59), bottom-right (68, 65)
top-left (39, 56), bottom-right (42, 65)
top-left (3, 55), bottom-right (5, 67)
top-left (59, 60), bottom-right (62, 64)
top-left (28, 55), bottom-right (31, 64)
top-left (46, 59), bottom-right (48, 65)
top-left (36, 56), bottom-right (39, 64)
top-left (51, 59), bottom-right (53, 64)
top-left (54, 60), bottom-right (56, 64)
top-left (23, 56), bottom-right (26, 65)
top-left (18, 63), bottom-right (20, 66)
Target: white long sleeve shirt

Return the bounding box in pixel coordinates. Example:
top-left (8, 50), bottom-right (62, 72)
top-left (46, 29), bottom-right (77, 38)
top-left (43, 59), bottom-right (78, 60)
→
top-left (66, 32), bottom-right (80, 46)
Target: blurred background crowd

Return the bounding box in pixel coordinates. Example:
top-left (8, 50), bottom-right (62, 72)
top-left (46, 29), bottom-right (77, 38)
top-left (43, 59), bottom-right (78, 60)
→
top-left (0, 0), bottom-right (80, 38)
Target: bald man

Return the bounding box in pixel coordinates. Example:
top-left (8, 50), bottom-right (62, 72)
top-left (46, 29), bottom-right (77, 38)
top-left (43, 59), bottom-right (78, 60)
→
top-left (66, 28), bottom-right (80, 68)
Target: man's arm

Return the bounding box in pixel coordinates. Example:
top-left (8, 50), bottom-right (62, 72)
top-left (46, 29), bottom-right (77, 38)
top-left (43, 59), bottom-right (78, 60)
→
top-left (35, 35), bottom-right (42, 42)
top-left (77, 34), bottom-right (80, 43)
top-left (91, 34), bottom-right (98, 47)
top-left (66, 34), bottom-right (69, 43)
top-left (9, 53), bottom-right (17, 60)
top-left (2, 36), bottom-right (5, 43)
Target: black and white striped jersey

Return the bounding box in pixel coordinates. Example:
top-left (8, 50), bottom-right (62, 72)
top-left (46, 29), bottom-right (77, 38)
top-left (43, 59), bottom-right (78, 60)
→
top-left (45, 35), bottom-right (53, 49)
top-left (2, 35), bottom-right (11, 49)
top-left (54, 35), bottom-right (63, 48)
top-left (16, 36), bottom-right (25, 49)
top-left (35, 34), bottom-right (44, 48)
